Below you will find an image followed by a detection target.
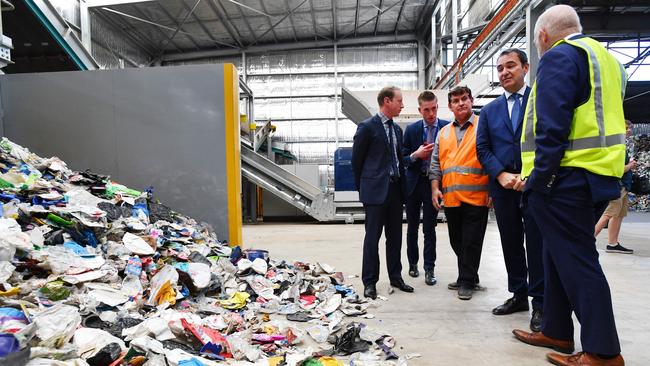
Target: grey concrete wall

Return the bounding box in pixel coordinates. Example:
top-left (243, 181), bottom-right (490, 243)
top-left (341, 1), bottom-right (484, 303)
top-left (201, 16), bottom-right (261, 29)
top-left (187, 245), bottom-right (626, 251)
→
top-left (0, 65), bottom-right (232, 240)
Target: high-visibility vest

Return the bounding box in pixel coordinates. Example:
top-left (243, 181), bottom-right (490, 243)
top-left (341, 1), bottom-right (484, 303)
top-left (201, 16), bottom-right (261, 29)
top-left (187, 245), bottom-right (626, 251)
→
top-left (439, 115), bottom-right (489, 207)
top-left (521, 36), bottom-right (627, 179)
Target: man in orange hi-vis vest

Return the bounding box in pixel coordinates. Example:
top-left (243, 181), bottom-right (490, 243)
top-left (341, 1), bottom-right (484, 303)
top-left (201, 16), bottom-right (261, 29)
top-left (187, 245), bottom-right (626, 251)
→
top-left (429, 85), bottom-right (490, 301)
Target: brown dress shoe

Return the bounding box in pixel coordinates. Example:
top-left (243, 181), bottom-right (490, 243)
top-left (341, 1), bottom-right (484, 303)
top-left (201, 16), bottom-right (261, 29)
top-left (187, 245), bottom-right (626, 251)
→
top-left (547, 352), bottom-right (624, 366)
top-left (512, 329), bottom-right (574, 354)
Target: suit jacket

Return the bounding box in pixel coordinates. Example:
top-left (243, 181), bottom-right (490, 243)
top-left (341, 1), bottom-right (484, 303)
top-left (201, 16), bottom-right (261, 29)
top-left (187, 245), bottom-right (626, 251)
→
top-left (352, 114), bottom-right (407, 205)
top-left (402, 118), bottom-right (450, 197)
top-left (476, 87), bottom-right (531, 198)
top-left (526, 34), bottom-right (619, 203)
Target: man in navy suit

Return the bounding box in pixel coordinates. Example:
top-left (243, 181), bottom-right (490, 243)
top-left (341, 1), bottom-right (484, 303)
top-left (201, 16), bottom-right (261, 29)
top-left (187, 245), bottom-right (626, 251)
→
top-left (402, 91), bottom-right (449, 285)
top-left (512, 5), bottom-right (625, 366)
top-left (476, 49), bottom-right (544, 332)
top-left (352, 86), bottom-right (414, 300)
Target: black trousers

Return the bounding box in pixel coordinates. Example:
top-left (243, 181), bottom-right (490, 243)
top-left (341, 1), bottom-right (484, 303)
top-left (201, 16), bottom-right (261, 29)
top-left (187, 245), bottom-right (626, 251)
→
top-left (444, 203), bottom-right (488, 287)
top-left (362, 181), bottom-right (403, 286)
top-left (405, 175), bottom-right (438, 271)
top-left (493, 190), bottom-right (544, 309)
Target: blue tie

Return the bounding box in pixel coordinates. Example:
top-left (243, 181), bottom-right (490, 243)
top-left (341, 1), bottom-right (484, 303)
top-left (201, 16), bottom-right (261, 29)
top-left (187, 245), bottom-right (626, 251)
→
top-left (510, 93), bottom-right (521, 131)
top-left (387, 120), bottom-right (399, 178)
top-left (423, 125), bottom-right (434, 172)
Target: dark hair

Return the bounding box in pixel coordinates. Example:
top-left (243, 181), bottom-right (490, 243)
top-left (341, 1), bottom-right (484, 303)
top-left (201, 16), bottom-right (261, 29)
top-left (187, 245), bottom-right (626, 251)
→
top-left (418, 90), bottom-right (437, 105)
top-left (498, 48), bottom-right (528, 65)
top-left (377, 86), bottom-right (400, 106)
top-left (447, 85), bottom-right (473, 103)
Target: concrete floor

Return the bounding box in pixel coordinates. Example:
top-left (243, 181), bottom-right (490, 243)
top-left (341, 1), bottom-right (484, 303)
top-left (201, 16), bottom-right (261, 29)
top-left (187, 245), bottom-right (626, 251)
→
top-left (243, 214), bottom-right (650, 366)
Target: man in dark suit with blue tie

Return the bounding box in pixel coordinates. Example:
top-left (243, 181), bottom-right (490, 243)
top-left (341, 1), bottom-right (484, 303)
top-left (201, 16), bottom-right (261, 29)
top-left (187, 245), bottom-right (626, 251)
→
top-left (352, 86), bottom-right (414, 300)
top-left (512, 5), bottom-right (625, 365)
top-left (476, 49), bottom-right (544, 332)
top-left (402, 91), bottom-right (449, 285)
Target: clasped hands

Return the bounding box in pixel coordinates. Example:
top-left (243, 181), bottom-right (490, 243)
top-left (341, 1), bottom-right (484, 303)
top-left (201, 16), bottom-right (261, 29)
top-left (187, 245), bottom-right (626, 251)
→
top-left (498, 172), bottom-right (526, 191)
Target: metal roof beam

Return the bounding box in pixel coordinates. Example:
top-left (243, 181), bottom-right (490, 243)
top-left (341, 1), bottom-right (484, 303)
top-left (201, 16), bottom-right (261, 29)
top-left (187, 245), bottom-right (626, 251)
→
top-left (353, 0), bottom-right (360, 37)
top-left (155, 2), bottom-right (202, 50)
top-left (332, 0), bottom-right (337, 40)
top-left (179, 0), bottom-right (225, 48)
top-left (342, 0), bottom-right (402, 39)
top-left (249, 0), bottom-right (310, 47)
top-left (224, 0), bottom-right (269, 17)
top-left (258, 0), bottom-right (280, 43)
top-left (282, 0), bottom-right (299, 42)
top-left (149, 0), bottom-right (203, 62)
top-left (162, 33), bottom-right (418, 62)
top-left (88, 0), bottom-right (156, 7)
top-left (373, 0), bottom-right (383, 36)
top-left (414, 0), bottom-right (432, 31)
top-left (206, 0), bottom-right (244, 48)
top-left (91, 9), bottom-right (157, 56)
top-left (393, 0), bottom-right (406, 34)
top-left (309, 0), bottom-right (320, 40)
top-left (125, 5), bottom-right (184, 52)
top-left (231, 0), bottom-right (259, 46)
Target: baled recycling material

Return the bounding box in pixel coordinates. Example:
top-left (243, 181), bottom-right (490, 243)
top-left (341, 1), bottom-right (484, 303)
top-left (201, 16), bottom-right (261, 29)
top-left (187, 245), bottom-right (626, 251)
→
top-left (0, 138), bottom-right (407, 366)
top-left (630, 134), bottom-right (650, 212)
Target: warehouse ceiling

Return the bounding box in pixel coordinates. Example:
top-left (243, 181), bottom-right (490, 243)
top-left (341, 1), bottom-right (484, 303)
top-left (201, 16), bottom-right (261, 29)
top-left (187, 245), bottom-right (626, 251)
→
top-left (89, 0), bottom-right (436, 62)
top-left (2, 0), bottom-right (78, 73)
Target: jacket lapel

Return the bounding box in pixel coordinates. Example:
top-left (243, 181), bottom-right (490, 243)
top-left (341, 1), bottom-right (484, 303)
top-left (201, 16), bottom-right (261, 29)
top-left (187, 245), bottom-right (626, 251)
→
top-left (501, 94), bottom-right (515, 135)
top-left (416, 120), bottom-right (424, 146)
top-left (516, 86), bottom-right (531, 134)
top-left (374, 115), bottom-right (391, 151)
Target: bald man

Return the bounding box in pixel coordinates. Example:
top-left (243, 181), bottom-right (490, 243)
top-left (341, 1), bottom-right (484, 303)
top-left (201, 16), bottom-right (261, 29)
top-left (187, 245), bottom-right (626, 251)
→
top-left (512, 5), bottom-right (625, 366)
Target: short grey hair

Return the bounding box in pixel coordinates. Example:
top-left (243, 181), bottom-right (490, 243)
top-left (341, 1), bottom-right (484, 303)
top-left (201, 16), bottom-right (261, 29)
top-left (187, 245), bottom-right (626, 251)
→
top-left (534, 4), bottom-right (582, 41)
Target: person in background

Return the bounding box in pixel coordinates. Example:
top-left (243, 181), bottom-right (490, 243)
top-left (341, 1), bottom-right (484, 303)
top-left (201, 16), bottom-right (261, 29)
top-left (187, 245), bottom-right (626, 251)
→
top-left (402, 91), bottom-right (449, 285)
top-left (594, 119), bottom-right (636, 254)
top-left (429, 85), bottom-right (489, 301)
top-left (352, 86), bottom-right (414, 300)
top-left (476, 48), bottom-right (544, 332)
top-left (512, 5), bottom-right (626, 366)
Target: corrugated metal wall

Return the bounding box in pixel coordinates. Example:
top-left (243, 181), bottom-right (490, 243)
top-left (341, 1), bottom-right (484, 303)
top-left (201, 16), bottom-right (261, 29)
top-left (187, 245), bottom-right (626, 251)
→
top-left (167, 43), bottom-right (418, 165)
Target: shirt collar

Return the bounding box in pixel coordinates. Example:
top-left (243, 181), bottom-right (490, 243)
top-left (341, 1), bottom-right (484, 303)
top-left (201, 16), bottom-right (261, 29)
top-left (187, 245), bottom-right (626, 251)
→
top-left (453, 114), bottom-right (476, 128)
top-left (565, 32), bottom-right (582, 41)
top-left (378, 112), bottom-right (390, 124)
top-left (422, 119), bottom-right (438, 129)
top-left (504, 84), bottom-right (528, 100)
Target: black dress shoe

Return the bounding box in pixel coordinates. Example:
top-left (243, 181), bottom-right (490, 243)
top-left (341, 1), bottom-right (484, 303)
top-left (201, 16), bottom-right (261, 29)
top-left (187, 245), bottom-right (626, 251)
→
top-left (390, 279), bottom-right (414, 293)
top-left (408, 265), bottom-right (419, 278)
top-left (364, 284), bottom-right (377, 300)
top-left (425, 270), bottom-right (437, 286)
top-left (492, 296), bottom-right (529, 315)
top-left (530, 308), bottom-right (543, 332)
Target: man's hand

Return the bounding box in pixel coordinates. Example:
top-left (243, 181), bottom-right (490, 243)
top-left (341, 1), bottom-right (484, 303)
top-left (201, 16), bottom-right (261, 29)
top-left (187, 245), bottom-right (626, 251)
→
top-left (431, 185), bottom-right (443, 210)
top-left (487, 197), bottom-right (493, 208)
top-left (626, 159), bottom-right (637, 172)
top-left (497, 172), bottom-right (519, 189)
top-left (513, 178), bottom-right (526, 192)
top-left (412, 143), bottom-right (434, 160)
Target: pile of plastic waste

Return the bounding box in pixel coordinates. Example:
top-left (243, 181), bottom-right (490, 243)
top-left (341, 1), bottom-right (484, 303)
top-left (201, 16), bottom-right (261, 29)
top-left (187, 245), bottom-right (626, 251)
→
top-left (0, 138), bottom-right (406, 366)
top-left (630, 134), bottom-right (650, 212)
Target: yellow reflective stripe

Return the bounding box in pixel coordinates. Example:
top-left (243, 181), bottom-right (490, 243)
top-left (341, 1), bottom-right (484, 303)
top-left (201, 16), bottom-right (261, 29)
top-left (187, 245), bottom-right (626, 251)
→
top-left (619, 62), bottom-right (627, 99)
top-left (572, 39), bottom-right (606, 146)
top-left (521, 84), bottom-right (536, 152)
top-left (441, 166), bottom-right (486, 175)
top-left (568, 133), bottom-right (625, 150)
top-left (442, 184), bottom-right (488, 194)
